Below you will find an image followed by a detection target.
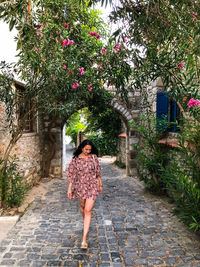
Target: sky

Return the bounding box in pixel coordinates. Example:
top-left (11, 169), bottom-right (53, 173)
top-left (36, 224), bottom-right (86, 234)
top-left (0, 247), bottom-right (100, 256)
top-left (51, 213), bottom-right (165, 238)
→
top-left (0, 21), bottom-right (18, 64)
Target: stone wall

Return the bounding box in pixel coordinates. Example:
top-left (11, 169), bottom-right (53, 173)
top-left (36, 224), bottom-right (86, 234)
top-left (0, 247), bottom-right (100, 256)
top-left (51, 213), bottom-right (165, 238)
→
top-left (111, 90), bottom-right (141, 176)
top-left (0, 103), bottom-right (42, 186)
top-left (117, 134), bottom-right (126, 164)
top-left (40, 115), bottom-right (63, 178)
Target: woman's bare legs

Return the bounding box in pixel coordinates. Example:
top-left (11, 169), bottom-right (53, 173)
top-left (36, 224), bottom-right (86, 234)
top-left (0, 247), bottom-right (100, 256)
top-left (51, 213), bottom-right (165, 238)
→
top-left (82, 199), bottom-right (95, 245)
top-left (79, 199), bottom-right (86, 218)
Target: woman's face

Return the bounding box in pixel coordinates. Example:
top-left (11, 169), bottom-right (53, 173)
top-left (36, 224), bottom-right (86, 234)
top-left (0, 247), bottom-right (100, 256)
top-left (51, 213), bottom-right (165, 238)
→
top-left (82, 145), bottom-right (92, 156)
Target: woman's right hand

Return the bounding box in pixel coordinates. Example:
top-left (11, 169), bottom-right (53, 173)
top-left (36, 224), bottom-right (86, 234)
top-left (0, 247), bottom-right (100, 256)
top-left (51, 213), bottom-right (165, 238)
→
top-left (67, 188), bottom-right (72, 199)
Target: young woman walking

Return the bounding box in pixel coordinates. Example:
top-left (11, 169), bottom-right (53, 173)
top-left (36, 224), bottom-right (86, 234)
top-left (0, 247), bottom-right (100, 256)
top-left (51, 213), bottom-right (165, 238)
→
top-left (67, 139), bottom-right (103, 249)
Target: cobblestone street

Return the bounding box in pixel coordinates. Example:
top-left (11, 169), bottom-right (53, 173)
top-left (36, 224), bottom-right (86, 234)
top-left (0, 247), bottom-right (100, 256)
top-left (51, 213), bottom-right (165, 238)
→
top-left (0, 150), bottom-right (200, 267)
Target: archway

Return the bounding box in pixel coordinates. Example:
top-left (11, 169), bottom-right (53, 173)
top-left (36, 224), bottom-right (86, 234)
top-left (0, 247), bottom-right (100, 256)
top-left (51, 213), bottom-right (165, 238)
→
top-left (41, 87), bottom-right (141, 179)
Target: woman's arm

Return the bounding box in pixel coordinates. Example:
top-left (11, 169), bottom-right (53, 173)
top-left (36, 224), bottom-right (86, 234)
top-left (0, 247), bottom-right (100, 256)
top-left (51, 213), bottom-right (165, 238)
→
top-left (93, 154), bottom-right (103, 193)
top-left (67, 182), bottom-right (73, 199)
top-left (67, 158), bottom-right (76, 199)
top-left (98, 177), bottom-right (103, 194)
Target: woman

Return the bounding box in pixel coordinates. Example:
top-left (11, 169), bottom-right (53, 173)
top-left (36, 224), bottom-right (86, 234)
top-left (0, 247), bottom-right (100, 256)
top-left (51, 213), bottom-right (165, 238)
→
top-left (67, 139), bottom-right (103, 249)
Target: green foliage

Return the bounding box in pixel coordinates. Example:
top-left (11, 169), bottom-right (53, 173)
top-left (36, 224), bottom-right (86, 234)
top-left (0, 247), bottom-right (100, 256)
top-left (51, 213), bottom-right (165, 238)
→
top-left (133, 114), bottom-right (169, 194)
top-left (163, 160), bottom-right (200, 232)
top-left (87, 131), bottom-right (117, 156)
top-left (114, 160), bottom-right (126, 169)
top-left (0, 158), bottom-right (29, 207)
top-left (65, 109), bottom-right (87, 145)
top-left (134, 114), bottom-right (200, 232)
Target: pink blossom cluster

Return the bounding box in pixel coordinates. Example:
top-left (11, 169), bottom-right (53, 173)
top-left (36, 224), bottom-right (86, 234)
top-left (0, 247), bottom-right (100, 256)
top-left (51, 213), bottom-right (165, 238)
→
top-left (101, 48), bottom-right (106, 54)
top-left (63, 65), bottom-right (67, 69)
top-left (114, 43), bottom-right (121, 51)
top-left (89, 31), bottom-right (101, 39)
top-left (187, 98), bottom-right (200, 107)
top-left (124, 37), bottom-right (128, 43)
top-left (62, 39), bottom-right (74, 47)
top-left (35, 22), bottom-right (43, 38)
top-left (78, 67), bottom-right (84, 75)
top-left (64, 23), bottom-right (69, 29)
top-left (33, 44), bottom-right (39, 51)
top-left (177, 62), bottom-right (185, 69)
top-left (192, 12), bottom-right (198, 19)
top-left (88, 83), bottom-right (92, 91)
top-left (72, 81), bottom-right (79, 88)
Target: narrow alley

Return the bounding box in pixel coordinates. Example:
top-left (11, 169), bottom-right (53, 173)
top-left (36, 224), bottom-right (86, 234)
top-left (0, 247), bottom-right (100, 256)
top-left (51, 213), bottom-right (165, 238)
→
top-left (0, 146), bottom-right (200, 267)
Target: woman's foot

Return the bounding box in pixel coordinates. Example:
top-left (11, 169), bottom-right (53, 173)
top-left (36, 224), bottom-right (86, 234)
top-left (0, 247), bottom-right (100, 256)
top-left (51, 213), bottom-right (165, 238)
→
top-left (81, 241), bottom-right (88, 249)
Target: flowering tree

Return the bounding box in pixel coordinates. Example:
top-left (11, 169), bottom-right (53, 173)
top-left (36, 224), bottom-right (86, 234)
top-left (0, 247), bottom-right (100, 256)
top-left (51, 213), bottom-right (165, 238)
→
top-left (95, 0), bottom-right (200, 231)
top-left (107, 1), bottom-right (200, 116)
top-left (0, 0), bottom-right (131, 180)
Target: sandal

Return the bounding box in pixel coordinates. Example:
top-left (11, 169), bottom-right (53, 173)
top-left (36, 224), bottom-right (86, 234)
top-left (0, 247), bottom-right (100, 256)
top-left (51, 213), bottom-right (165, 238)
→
top-left (81, 241), bottom-right (88, 249)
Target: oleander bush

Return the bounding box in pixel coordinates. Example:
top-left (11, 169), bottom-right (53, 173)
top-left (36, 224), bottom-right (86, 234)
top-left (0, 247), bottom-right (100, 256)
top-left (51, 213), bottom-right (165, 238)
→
top-left (134, 115), bottom-right (200, 232)
top-left (0, 158), bottom-right (29, 208)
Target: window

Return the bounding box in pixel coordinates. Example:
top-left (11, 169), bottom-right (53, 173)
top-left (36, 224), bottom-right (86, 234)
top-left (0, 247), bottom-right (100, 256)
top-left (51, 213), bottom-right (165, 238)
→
top-left (156, 92), bottom-right (181, 132)
top-left (15, 82), bottom-right (34, 132)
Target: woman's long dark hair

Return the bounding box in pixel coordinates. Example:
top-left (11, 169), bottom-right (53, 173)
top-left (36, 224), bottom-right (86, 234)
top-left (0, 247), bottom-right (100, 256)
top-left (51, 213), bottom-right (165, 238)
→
top-left (73, 139), bottom-right (98, 158)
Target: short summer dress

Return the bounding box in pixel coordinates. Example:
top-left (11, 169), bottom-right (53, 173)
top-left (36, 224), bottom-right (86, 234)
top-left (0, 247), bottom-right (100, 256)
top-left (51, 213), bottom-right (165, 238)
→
top-left (67, 154), bottom-right (101, 200)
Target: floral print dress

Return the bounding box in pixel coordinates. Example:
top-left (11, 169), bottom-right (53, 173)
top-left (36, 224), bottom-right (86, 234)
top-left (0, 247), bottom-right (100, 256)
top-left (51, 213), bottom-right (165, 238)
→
top-left (67, 154), bottom-right (101, 200)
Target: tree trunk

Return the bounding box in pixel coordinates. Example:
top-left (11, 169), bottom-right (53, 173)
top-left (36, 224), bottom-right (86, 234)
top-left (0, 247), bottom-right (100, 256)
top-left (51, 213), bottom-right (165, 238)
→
top-left (43, 118), bottom-right (56, 177)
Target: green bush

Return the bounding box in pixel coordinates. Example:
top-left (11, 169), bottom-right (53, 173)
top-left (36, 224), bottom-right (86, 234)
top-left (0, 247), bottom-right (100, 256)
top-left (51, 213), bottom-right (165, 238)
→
top-left (133, 114), bottom-right (169, 194)
top-left (164, 159), bottom-right (200, 232)
top-left (0, 158), bottom-right (29, 207)
top-left (87, 132), bottom-right (118, 156)
top-left (65, 110), bottom-right (86, 146)
top-left (114, 160), bottom-right (126, 169)
top-left (134, 114), bottom-right (200, 232)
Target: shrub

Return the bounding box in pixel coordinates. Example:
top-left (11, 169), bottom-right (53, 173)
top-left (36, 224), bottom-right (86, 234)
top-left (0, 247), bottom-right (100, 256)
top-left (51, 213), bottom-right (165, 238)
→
top-left (133, 114), bottom-right (169, 194)
top-left (87, 132), bottom-right (118, 156)
top-left (134, 114), bottom-right (200, 232)
top-left (0, 158), bottom-right (29, 207)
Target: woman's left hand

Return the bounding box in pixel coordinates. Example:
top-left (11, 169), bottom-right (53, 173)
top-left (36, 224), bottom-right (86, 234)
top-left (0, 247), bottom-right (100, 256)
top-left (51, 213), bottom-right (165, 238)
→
top-left (99, 185), bottom-right (103, 194)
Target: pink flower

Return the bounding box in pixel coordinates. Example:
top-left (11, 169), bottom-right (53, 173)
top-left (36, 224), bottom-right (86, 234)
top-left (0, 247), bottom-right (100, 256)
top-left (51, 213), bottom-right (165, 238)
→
top-left (177, 62), bottom-right (185, 69)
top-left (101, 48), bottom-right (106, 54)
top-left (188, 98), bottom-right (200, 107)
top-left (72, 82), bottom-right (79, 88)
top-left (89, 87), bottom-right (92, 91)
top-left (62, 40), bottom-right (69, 46)
top-left (62, 40), bottom-right (74, 46)
top-left (65, 23), bottom-right (69, 29)
top-left (114, 43), bottom-right (121, 51)
top-left (89, 31), bottom-right (101, 39)
top-left (192, 12), bottom-right (197, 19)
top-left (78, 67), bottom-right (84, 75)
top-left (63, 65), bottom-right (67, 69)
top-left (124, 37), bottom-right (128, 43)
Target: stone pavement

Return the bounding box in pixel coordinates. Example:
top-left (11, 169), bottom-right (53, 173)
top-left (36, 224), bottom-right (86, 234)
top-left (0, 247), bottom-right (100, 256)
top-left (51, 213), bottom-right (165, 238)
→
top-left (0, 154), bottom-right (200, 266)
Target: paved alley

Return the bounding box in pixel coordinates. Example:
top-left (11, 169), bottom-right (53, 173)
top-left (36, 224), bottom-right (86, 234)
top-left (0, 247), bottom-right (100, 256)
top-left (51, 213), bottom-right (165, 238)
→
top-left (0, 150), bottom-right (200, 266)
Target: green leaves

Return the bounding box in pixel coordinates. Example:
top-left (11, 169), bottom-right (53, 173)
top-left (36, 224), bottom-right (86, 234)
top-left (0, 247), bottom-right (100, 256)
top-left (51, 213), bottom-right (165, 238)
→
top-left (9, 17), bottom-right (17, 31)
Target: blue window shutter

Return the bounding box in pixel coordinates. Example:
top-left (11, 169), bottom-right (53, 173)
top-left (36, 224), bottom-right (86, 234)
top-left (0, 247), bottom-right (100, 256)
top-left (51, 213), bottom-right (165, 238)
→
top-left (156, 92), bottom-right (168, 131)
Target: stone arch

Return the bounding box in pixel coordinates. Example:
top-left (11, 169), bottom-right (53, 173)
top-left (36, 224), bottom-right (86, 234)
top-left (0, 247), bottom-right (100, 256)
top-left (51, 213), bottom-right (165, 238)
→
top-left (111, 91), bottom-right (141, 177)
top-left (40, 90), bottom-right (141, 179)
